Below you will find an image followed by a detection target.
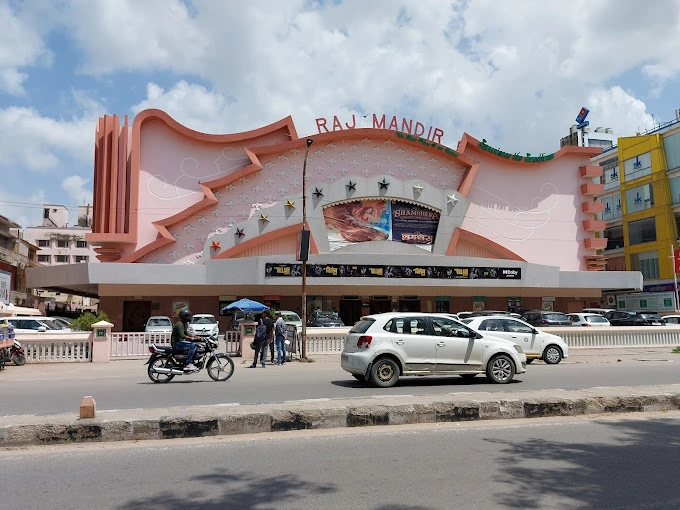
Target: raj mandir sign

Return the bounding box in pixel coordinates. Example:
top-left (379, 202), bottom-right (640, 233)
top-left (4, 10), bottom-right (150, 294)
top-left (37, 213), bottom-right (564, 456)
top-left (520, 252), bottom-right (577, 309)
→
top-left (316, 114), bottom-right (445, 144)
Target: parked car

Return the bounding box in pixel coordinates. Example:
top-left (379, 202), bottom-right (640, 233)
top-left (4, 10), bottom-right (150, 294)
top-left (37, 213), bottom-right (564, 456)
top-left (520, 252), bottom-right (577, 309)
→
top-left (520, 310), bottom-right (572, 327)
top-left (340, 312), bottom-right (527, 387)
top-left (278, 311), bottom-right (303, 332)
top-left (463, 315), bottom-right (569, 364)
top-left (457, 310), bottom-right (519, 319)
top-left (582, 308), bottom-right (616, 316)
top-left (187, 313), bottom-right (219, 341)
top-left (662, 315), bottom-right (680, 326)
top-left (308, 310), bottom-right (345, 327)
top-left (567, 313), bottom-right (611, 327)
top-left (144, 316), bottom-right (173, 333)
top-left (5, 317), bottom-right (73, 334)
top-left (51, 316), bottom-right (74, 329)
top-left (604, 310), bottom-right (664, 326)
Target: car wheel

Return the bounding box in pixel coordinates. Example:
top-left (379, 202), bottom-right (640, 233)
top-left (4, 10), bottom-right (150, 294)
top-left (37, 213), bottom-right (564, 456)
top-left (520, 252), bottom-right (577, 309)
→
top-left (486, 354), bottom-right (515, 384)
top-left (370, 358), bottom-right (399, 388)
top-left (525, 358), bottom-right (534, 364)
top-left (459, 373), bottom-right (477, 380)
top-left (543, 345), bottom-right (562, 364)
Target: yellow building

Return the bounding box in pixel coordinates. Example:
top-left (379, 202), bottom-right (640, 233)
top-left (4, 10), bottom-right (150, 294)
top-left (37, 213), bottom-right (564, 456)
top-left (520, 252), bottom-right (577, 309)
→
top-left (594, 117), bottom-right (680, 297)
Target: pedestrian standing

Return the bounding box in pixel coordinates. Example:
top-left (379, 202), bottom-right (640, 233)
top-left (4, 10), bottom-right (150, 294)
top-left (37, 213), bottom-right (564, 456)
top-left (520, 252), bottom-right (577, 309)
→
top-left (262, 310), bottom-right (275, 364)
top-left (249, 310), bottom-right (274, 368)
top-left (274, 311), bottom-right (287, 365)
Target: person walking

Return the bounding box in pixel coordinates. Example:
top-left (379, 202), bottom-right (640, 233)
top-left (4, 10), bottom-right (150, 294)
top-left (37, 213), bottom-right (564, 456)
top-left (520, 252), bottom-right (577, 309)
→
top-left (274, 311), bottom-right (287, 365)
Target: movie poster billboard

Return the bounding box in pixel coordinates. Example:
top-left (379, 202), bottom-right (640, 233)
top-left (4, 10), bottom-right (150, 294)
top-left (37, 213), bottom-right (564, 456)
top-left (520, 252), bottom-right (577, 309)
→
top-left (0, 269), bottom-right (10, 305)
top-left (323, 199), bottom-right (439, 251)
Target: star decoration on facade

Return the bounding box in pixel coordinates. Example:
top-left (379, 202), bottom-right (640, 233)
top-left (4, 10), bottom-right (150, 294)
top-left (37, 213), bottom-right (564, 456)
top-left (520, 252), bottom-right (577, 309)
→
top-left (259, 213), bottom-right (269, 223)
top-left (346, 181), bottom-right (356, 191)
top-left (236, 228), bottom-right (245, 238)
top-left (413, 183), bottom-right (424, 194)
top-left (447, 193), bottom-right (458, 205)
top-left (378, 178), bottom-right (390, 190)
top-left (313, 187), bottom-right (324, 198)
top-left (211, 240), bottom-right (221, 250)
top-left (286, 200), bottom-right (296, 209)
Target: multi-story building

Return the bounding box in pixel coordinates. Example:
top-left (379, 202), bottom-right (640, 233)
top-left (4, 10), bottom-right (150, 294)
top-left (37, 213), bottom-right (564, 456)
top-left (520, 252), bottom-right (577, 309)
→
top-left (22, 204), bottom-right (99, 314)
top-left (561, 125), bottom-right (617, 150)
top-left (0, 214), bottom-right (40, 306)
top-left (593, 111), bottom-right (680, 306)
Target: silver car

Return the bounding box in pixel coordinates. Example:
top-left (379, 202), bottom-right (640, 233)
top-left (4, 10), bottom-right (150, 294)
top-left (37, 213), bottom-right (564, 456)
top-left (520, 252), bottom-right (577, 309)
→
top-left (341, 312), bottom-right (527, 388)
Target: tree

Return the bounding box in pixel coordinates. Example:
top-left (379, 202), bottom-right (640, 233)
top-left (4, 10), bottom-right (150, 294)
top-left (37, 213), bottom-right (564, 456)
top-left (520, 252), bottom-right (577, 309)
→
top-left (70, 311), bottom-right (109, 331)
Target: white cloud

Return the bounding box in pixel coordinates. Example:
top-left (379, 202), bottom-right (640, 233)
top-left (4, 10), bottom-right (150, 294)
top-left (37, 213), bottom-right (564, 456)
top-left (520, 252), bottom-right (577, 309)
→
top-left (0, 2), bottom-right (51, 95)
top-left (587, 86), bottom-right (655, 136)
top-left (0, 188), bottom-right (46, 229)
top-left (0, 93), bottom-right (102, 172)
top-left (62, 175), bottom-right (93, 207)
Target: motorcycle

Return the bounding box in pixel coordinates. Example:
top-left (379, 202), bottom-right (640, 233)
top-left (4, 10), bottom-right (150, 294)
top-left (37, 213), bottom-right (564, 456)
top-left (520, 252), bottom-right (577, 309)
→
top-left (146, 337), bottom-right (234, 383)
top-left (0, 339), bottom-right (25, 366)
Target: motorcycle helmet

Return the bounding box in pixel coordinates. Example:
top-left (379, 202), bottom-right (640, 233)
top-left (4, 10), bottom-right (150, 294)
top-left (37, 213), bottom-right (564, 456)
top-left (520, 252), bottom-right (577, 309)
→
top-left (179, 308), bottom-right (193, 322)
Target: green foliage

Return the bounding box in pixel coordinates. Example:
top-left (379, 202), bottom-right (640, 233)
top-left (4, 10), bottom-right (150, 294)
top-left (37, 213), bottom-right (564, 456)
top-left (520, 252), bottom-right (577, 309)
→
top-left (672, 346), bottom-right (680, 354)
top-left (70, 311), bottom-right (109, 331)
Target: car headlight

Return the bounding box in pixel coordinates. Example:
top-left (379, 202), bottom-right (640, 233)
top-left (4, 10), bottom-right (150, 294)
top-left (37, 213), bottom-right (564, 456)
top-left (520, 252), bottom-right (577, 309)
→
top-left (187, 326), bottom-right (195, 334)
top-left (513, 344), bottom-right (524, 354)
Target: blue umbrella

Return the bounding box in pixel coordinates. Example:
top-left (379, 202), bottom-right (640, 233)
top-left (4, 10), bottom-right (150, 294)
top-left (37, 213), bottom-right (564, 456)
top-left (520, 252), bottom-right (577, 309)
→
top-left (220, 298), bottom-right (270, 314)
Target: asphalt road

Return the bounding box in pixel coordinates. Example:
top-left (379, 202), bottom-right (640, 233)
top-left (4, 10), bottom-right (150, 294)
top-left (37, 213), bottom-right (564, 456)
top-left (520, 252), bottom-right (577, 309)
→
top-left (2, 350), bottom-right (680, 416)
top-left (3, 412), bottom-right (680, 509)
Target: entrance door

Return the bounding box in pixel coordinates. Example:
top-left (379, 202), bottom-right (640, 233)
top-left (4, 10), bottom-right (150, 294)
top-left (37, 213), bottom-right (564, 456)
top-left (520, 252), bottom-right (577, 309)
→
top-left (339, 299), bottom-right (361, 327)
top-left (399, 299), bottom-right (421, 312)
top-left (123, 300), bottom-right (152, 332)
top-left (370, 299), bottom-right (391, 314)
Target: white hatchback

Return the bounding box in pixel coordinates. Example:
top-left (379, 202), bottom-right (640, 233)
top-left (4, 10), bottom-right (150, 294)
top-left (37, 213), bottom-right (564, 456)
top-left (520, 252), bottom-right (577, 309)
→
top-left (463, 316), bottom-right (569, 364)
top-left (567, 313), bottom-right (611, 327)
top-left (341, 312), bottom-right (527, 387)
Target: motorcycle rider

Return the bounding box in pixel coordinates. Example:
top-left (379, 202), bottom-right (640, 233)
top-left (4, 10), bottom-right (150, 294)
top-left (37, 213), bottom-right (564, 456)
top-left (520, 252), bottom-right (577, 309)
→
top-left (171, 308), bottom-right (200, 371)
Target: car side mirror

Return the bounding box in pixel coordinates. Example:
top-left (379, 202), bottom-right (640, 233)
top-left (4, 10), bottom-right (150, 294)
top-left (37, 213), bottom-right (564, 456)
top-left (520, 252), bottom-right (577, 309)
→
top-left (532, 328), bottom-right (539, 334)
top-left (38, 326), bottom-right (47, 332)
top-left (475, 332), bottom-right (483, 339)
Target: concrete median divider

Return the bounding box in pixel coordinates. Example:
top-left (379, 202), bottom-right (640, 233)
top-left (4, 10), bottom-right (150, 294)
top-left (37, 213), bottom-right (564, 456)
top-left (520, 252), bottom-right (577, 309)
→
top-left (2, 384), bottom-right (680, 447)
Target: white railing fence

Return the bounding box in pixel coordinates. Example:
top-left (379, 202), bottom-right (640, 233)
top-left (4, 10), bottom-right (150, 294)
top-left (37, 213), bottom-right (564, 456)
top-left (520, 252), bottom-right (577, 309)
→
top-left (546, 326), bottom-right (680, 348)
top-left (303, 327), bottom-right (350, 354)
top-left (20, 333), bottom-right (93, 362)
top-left (109, 331), bottom-right (242, 358)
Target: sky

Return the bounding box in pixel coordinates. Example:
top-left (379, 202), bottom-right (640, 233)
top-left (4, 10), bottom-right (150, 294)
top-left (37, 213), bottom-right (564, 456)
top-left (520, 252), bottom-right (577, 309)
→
top-left (1, 0), bottom-right (679, 229)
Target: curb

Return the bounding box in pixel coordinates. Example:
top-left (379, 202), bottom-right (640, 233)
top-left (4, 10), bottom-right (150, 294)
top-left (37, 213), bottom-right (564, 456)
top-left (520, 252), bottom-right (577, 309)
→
top-left (2, 385), bottom-right (680, 447)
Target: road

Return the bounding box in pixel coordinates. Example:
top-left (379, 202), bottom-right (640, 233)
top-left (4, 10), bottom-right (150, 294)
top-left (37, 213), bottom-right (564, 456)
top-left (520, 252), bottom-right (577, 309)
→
top-left (2, 350), bottom-right (679, 416)
top-left (2, 412), bottom-right (680, 509)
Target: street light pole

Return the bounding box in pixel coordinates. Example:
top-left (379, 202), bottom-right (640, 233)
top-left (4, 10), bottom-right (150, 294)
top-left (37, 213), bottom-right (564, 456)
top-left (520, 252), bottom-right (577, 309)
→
top-left (301, 138), bottom-right (313, 359)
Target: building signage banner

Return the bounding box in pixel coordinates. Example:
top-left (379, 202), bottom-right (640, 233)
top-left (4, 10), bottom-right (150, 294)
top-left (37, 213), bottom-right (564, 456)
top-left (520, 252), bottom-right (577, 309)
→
top-left (616, 292), bottom-right (675, 312)
top-left (0, 269), bottom-right (11, 305)
top-left (265, 263), bottom-right (521, 280)
top-left (323, 199), bottom-right (440, 252)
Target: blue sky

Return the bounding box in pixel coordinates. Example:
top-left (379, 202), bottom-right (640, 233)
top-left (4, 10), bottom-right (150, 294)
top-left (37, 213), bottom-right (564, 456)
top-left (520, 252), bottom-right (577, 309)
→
top-left (1, 0), bottom-right (679, 229)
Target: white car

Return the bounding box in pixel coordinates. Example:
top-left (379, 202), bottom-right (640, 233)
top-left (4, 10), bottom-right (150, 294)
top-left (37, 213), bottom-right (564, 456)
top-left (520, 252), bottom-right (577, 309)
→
top-left (5, 316), bottom-right (73, 334)
top-left (144, 316), bottom-right (173, 334)
top-left (341, 312), bottom-right (527, 387)
top-left (567, 313), bottom-right (611, 327)
top-left (662, 315), bottom-right (680, 326)
top-left (187, 314), bottom-right (219, 341)
top-left (279, 311), bottom-right (303, 332)
top-left (463, 316), bottom-right (569, 364)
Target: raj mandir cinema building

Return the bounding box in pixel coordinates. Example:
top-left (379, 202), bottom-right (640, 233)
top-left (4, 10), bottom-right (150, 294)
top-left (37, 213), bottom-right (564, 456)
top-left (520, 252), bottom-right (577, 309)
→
top-left (27, 110), bottom-right (641, 331)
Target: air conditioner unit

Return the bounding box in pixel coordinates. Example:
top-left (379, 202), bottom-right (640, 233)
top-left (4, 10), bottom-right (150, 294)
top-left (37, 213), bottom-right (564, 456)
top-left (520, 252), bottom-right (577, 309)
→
top-left (606, 295), bottom-right (616, 307)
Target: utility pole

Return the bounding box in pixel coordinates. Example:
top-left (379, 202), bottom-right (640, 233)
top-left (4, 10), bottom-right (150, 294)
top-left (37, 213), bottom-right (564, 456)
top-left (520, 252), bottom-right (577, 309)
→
top-left (300, 138), bottom-right (313, 359)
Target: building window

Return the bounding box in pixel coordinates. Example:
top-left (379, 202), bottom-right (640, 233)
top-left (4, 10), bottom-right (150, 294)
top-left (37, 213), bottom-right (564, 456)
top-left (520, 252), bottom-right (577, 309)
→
top-left (43, 208), bottom-right (49, 219)
top-left (56, 255), bottom-right (69, 263)
top-left (625, 183), bottom-right (654, 214)
top-left (600, 194), bottom-right (622, 221)
top-left (623, 152), bottom-right (652, 181)
top-left (75, 255), bottom-right (88, 263)
top-left (76, 240), bottom-right (88, 248)
top-left (604, 226), bottom-right (624, 250)
top-left (669, 175), bottom-right (680, 205)
top-left (37, 239), bottom-right (50, 247)
top-left (630, 251), bottom-right (660, 280)
top-left (664, 131), bottom-right (680, 172)
top-left (600, 157), bottom-right (620, 192)
top-left (605, 255), bottom-right (626, 271)
top-left (57, 239), bottom-right (69, 248)
top-left (37, 254), bottom-right (50, 263)
top-left (628, 217), bottom-right (657, 246)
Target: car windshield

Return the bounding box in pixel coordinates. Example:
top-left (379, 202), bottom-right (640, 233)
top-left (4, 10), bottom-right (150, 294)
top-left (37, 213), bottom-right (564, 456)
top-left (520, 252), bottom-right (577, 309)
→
top-left (585, 315), bottom-right (609, 323)
top-left (544, 313), bottom-right (568, 320)
top-left (148, 318), bottom-right (171, 327)
top-left (192, 316), bottom-right (216, 324)
top-left (641, 314), bottom-right (662, 320)
top-left (281, 312), bottom-right (301, 322)
top-left (315, 311), bottom-right (338, 319)
top-left (42, 321), bottom-right (63, 330)
top-left (349, 319), bottom-right (374, 334)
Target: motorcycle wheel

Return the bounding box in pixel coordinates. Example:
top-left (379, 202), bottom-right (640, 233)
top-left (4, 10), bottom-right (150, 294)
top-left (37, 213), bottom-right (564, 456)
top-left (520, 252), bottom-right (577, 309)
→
top-left (11, 353), bottom-right (26, 366)
top-left (147, 357), bottom-right (175, 383)
top-left (206, 353), bottom-right (235, 382)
